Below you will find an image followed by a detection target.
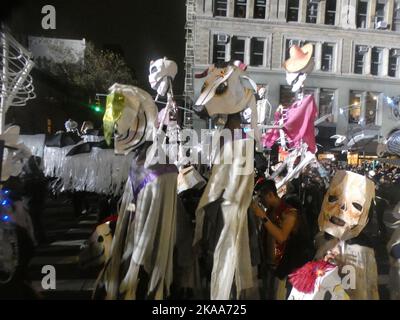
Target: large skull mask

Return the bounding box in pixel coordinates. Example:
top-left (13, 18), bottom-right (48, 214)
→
top-left (318, 171), bottom-right (375, 241)
top-left (148, 58), bottom-right (178, 96)
top-left (103, 83), bottom-right (158, 155)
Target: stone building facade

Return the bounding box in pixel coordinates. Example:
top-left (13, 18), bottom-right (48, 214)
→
top-left (189, 0), bottom-right (400, 144)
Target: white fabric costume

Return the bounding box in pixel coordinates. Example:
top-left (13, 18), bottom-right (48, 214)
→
top-left (314, 234), bottom-right (379, 300)
top-left (104, 160), bottom-right (178, 300)
top-left (193, 138), bottom-right (254, 300)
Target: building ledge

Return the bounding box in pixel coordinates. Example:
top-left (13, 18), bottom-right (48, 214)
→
top-left (195, 15), bottom-right (400, 38)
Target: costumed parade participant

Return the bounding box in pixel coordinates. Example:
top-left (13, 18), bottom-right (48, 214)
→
top-left (94, 83), bottom-right (178, 300)
top-left (192, 60), bottom-right (262, 299)
top-left (0, 126), bottom-right (37, 299)
top-left (94, 58), bottom-right (182, 300)
top-left (288, 170), bottom-right (379, 300)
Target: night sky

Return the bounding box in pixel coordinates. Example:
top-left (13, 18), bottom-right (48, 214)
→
top-left (2, 0), bottom-right (186, 93)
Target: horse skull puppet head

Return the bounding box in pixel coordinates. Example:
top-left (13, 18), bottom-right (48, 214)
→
top-left (193, 61), bottom-right (261, 145)
top-left (318, 170), bottom-right (375, 241)
top-left (103, 84), bottom-right (158, 155)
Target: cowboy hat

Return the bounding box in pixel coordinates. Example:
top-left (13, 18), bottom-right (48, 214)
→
top-left (283, 43), bottom-right (314, 73)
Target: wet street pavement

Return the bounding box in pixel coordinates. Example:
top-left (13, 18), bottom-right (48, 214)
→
top-left (28, 195), bottom-right (100, 299)
top-left (24, 194), bottom-right (398, 300)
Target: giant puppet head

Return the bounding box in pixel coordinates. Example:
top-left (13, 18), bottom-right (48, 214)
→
top-left (284, 44), bottom-right (315, 93)
top-left (103, 84), bottom-right (158, 155)
top-left (148, 57), bottom-right (178, 96)
top-left (79, 218), bottom-right (116, 269)
top-left (318, 171), bottom-right (375, 241)
top-left (193, 61), bottom-right (261, 145)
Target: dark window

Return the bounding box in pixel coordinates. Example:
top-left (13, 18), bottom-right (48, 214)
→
top-left (214, 0), bottom-right (228, 17)
top-left (254, 0), bottom-right (266, 19)
top-left (306, 0), bottom-right (318, 24)
top-left (357, 0), bottom-right (368, 28)
top-left (375, 0), bottom-right (386, 25)
top-left (354, 45), bottom-right (367, 74)
top-left (280, 86), bottom-right (317, 106)
top-left (319, 89), bottom-right (335, 119)
top-left (371, 47), bottom-right (383, 76)
top-left (234, 0), bottom-right (247, 18)
top-left (285, 39), bottom-right (303, 60)
top-left (250, 38), bottom-right (264, 66)
top-left (280, 85), bottom-right (296, 106)
top-left (325, 0), bottom-right (336, 25)
top-left (389, 49), bottom-right (400, 77)
top-left (321, 43), bottom-right (334, 72)
top-left (231, 36), bottom-right (245, 62)
top-left (287, 0), bottom-right (299, 22)
top-left (393, 2), bottom-right (400, 31)
top-left (213, 35), bottom-right (227, 63)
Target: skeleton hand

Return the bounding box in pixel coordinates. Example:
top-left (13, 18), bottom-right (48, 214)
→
top-left (323, 246), bottom-right (344, 267)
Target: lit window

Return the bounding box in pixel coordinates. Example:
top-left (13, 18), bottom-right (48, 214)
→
top-left (371, 47), bottom-right (384, 76)
top-left (365, 92), bottom-right (379, 125)
top-left (389, 49), bottom-right (400, 77)
top-left (321, 43), bottom-right (334, 72)
top-left (234, 0), bottom-right (247, 18)
top-left (354, 45), bottom-right (368, 74)
top-left (325, 0), bottom-right (336, 25)
top-left (349, 91), bottom-right (362, 124)
top-left (306, 0), bottom-right (318, 24)
top-left (231, 36), bottom-right (246, 62)
top-left (214, 0), bottom-right (228, 17)
top-left (287, 0), bottom-right (299, 22)
top-left (319, 89), bottom-right (335, 119)
top-left (254, 0), bottom-right (266, 19)
top-left (357, 0), bottom-right (368, 28)
top-left (213, 35), bottom-right (227, 64)
top-left (250, 38), bottom-right (264, 66)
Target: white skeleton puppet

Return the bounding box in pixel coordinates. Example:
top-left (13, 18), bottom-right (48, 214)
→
top-left (95, 83), bottom-right (179, 300)
top-left (310, 170), bottom-right (380, 300)
top-left (387, 222), bottom-right (400, 300)
top-left (192, 61), bottom-right (261, 300)
top-left (263, 44), bottom-right (319, 190)
top-left (148, 58), bottom-right (186, 168)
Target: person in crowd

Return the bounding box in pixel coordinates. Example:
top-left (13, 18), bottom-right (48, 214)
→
top-left (21, 156), bottom-right (48, 244)
top-left (251, 179), bottom-right (313, 300)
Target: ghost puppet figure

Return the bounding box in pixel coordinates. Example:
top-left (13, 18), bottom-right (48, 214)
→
top-left (148, 57), bottom-right (178, 97)
top-left (318, 170), bottom-right (375, 241)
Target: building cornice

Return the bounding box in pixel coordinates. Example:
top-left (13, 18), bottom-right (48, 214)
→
top-left (193, 65), bottom-right (400, 84)
top-left (195, 15), bottom-right (400, 39)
